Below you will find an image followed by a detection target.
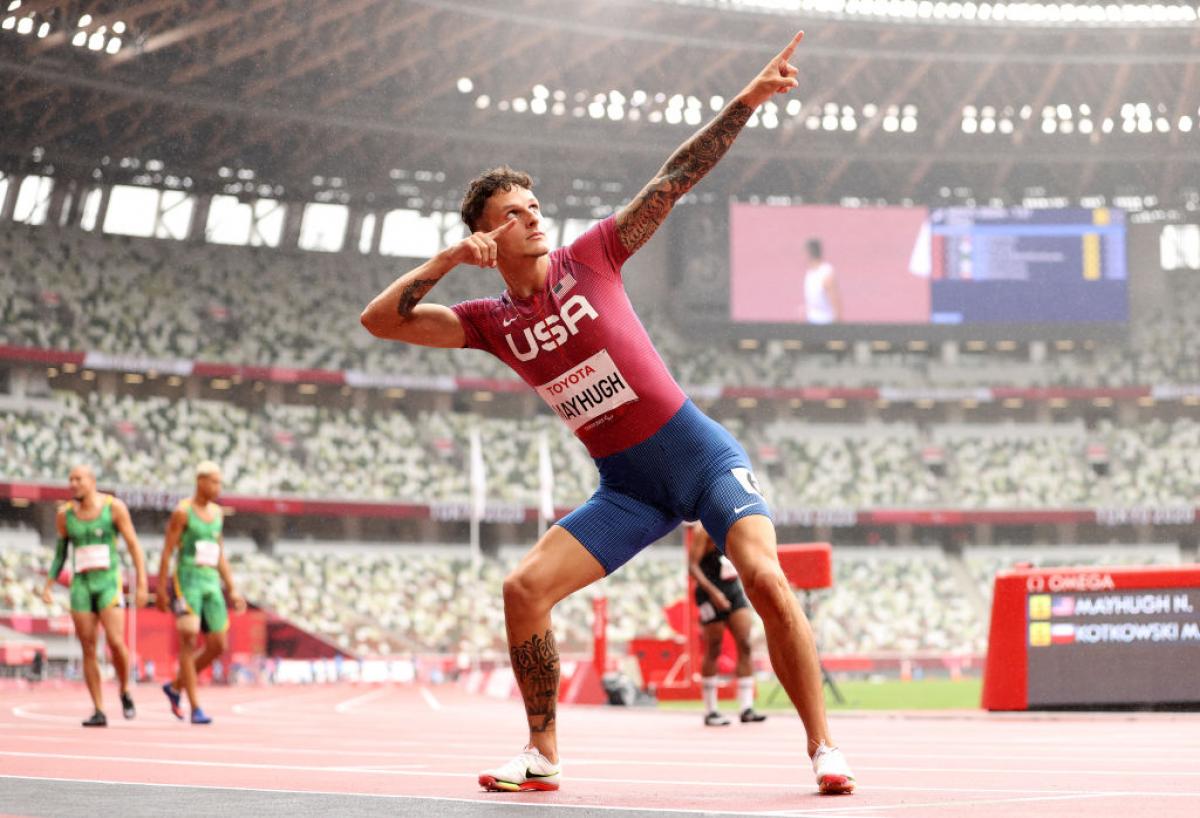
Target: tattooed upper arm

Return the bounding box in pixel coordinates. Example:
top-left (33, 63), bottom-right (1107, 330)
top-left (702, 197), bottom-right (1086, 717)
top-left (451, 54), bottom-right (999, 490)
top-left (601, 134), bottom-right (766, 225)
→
top-left (616, 99), bottom-right (754, 256)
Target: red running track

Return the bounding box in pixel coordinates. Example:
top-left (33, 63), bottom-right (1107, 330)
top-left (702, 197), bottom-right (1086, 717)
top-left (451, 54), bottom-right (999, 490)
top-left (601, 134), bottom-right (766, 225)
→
top-left (2, 681), bottom-right (1200, 817)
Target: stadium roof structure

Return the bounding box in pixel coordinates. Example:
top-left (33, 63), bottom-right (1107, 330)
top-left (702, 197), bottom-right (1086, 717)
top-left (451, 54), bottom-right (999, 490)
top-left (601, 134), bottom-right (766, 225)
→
top-left (1, 0), bottom-right (1198, 215)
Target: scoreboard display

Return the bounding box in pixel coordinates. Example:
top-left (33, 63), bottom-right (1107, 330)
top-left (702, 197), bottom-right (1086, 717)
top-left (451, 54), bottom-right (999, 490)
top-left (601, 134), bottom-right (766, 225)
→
top-left (930, 207), bottom-right (1128, 324)
top-left (983, 565), bottom-right (1200, 710)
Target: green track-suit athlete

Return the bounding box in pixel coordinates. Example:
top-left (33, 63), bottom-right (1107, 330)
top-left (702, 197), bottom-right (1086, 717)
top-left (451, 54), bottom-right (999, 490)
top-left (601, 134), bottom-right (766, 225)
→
top-left (41, 465), bottom-right (149, 727)
top-left (156, 461), bottom-right (244, 725)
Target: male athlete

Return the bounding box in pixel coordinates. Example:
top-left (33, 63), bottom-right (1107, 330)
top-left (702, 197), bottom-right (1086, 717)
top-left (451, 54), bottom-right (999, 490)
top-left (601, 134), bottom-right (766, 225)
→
top-left (361, 31), bottom-right (854, 795)
top-left (687, 522), bottom-right (768, 727)
top-left (156, 461), bottom-right (245, 725)
top-left (41, 465), bottom-right (149, 727)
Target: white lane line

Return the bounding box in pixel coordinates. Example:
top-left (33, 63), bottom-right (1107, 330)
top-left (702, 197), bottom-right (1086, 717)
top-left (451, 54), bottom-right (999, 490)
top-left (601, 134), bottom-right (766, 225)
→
top-left (9, 730), bottom-right (1198, 778)
top-left (0, 751), bottom-right (423, 774)
top-left (4, 751), bottom-right (1200, 797)
top-left (333, 687), bottom-right (392, 714)
top-left (419, 686), bottom-right (442, 711)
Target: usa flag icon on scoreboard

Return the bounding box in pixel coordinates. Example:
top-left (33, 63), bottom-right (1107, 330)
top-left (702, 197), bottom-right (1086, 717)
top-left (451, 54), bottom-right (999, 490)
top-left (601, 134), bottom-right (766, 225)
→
top-left (1051, 596), bottom-right (1076, 617)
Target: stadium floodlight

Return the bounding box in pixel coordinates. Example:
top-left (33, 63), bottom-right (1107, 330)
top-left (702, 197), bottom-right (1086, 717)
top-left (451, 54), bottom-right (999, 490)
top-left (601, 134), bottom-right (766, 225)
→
top-left (0, 16), bottom-right (14, 30)
top-left (15, 14), bottom-right (30, 33)
top-left (963, 117), bottom-right (978, 133)
top-left (531, 98), bottom-right (547, 115)
top-left (684, 108), bottom-right (701, 125)
top-left (87, 30), bottom-right (104, 49)
top-left (113, 21), bottom-right (125, 34)
top-left (900, 115), bottom-right (918, 132)
top-left (665, 107), bottom-right (682, 124)
top-left (589, 101), bottom-right (605, 118)
top-left (7, 1), bottom-right (20, 12)
top-left (532, 84), bottom-right (549, 99)
top-left (630, 89), bottom-right (647, 106)
top-left (999, 118), bottom-right (1014, 133)
top-left (551, 101), bottom-right (565, 116)
top-left (786, 99), bottom-right (802, 116)
top-left (456, 77), bottom-right (473, 94)
top-left (474, 94), bottom-right (489, 109)
top-left (1078, 118), bottom-right (1093, 133)
top-left (1181, 115), bottom-right (1194, 132)
top-left (512, 97), bottom-right (528, 113)
top-left (78, 13), bottom-right (91, 26)
top-left (711, 95), bottom-right (725, 111)
top-left (105, 37), bottom-right (120, 54)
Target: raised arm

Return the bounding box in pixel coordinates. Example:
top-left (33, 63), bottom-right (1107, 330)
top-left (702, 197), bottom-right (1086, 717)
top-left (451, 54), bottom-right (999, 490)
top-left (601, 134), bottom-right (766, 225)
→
top-left (360, 219), bottom-right (518, 347)
top-left (615, 31), bottom-right (803, 256)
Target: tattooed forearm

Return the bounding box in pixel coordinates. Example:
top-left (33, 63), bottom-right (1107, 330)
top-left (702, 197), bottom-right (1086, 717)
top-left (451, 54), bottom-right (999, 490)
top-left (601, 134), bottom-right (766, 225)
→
top-left (510, 629), bottom-right (559, 733)
top-left (396, 278), bottom-right (438, 320)
top-left (617, 100), bottom-right (754, 254)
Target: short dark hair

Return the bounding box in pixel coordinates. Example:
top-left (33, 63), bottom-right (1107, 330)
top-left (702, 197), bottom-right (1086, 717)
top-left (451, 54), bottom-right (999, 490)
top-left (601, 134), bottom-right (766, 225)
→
top-left (460, 166), bottom-right (534, 233)
top-left (806, 238), bottom-right (823, 259)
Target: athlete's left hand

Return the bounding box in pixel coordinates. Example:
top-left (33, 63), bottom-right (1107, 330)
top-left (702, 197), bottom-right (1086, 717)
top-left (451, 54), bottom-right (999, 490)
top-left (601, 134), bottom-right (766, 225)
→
top-left (230, 591), bottom-right (247, 613)
top-left (135, 587), bottom-right (149, 608)
top-left (738, 31), bottom-right (803, 109)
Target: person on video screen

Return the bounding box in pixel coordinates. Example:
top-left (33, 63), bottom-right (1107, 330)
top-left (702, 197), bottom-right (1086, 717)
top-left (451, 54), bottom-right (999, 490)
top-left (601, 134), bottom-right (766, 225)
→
top-left (802, 238), bottom-right (841, 324)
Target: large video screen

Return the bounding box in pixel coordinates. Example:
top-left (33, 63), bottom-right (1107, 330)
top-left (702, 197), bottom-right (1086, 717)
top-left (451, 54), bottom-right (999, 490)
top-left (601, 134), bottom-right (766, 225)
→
top-left (729, 203), bottom-right (1128, 325)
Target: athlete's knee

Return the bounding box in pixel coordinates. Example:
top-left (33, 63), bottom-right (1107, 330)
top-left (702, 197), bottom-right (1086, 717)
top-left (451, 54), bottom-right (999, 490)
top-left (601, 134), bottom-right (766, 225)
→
top-left (208, 632), bottom-right (228, 653)
top-left (704, 635), bottom-right (724, 662)
top-left (740, 563), bottom-right (792, 614)
top-left (734, 634), bottom-right (754, 657)
top-left (502, 568), bottom-right (550, 613)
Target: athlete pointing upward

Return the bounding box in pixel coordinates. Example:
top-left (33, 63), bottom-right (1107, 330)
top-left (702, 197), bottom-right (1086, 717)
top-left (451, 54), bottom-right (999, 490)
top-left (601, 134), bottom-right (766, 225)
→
top-left (362, 31), bottom-right (854, 796)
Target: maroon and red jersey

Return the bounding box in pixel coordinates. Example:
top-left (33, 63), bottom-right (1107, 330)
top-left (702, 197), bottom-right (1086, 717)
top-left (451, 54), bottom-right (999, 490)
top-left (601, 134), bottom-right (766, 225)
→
top-left (451, 216), bottom-right (687, 459)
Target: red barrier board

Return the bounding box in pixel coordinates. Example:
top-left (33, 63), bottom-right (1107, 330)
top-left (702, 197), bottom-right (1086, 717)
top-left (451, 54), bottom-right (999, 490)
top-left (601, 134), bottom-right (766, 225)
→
top-left (982, 564), bottom-right (1200, 710)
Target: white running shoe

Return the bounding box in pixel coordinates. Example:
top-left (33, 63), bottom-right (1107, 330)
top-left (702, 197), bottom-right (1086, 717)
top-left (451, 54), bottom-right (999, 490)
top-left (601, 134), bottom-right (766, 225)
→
top-left (478, 746), bottom-right (562, 792)
top-left (812, 742), bottom-right (856, 794)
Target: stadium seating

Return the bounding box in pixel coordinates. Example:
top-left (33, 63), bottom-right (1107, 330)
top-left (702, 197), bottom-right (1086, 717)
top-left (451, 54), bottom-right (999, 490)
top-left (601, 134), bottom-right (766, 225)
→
top-left (4, 222), bottom-right (1200, 388)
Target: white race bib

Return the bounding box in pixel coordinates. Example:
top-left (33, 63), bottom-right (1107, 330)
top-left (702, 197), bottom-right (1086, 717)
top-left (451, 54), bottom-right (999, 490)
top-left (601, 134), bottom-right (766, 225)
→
top-left (535, 349), bottom-right (638, 432)
top-left (75, 544), bottom-right (111, 573)
top-left (194, 539), bottom-right (221, 567)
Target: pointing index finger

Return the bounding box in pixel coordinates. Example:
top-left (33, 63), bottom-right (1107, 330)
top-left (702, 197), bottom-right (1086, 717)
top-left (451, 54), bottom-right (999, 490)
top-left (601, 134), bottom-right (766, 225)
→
top-left (777, 30), bottom-right (804, 62)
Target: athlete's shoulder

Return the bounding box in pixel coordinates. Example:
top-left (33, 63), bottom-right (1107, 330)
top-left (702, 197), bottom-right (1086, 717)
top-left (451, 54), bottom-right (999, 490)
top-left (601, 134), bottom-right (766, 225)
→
top-left (563, 215), bottom-right (629, 278)
top-left (56, 501), bottom-right (72, 516)
top-left (175, 498), bottom-right (193, 514)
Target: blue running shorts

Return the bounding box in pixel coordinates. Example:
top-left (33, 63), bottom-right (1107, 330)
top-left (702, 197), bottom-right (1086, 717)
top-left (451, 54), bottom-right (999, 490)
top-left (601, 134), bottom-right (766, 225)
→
top-left (558, 399), bottom-right (772, 574)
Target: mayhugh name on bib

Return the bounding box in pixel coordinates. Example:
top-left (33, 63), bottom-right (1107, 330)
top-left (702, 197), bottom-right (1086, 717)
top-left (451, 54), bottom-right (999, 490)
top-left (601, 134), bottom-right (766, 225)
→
top-left (536, 349), bottom-right (638, 432)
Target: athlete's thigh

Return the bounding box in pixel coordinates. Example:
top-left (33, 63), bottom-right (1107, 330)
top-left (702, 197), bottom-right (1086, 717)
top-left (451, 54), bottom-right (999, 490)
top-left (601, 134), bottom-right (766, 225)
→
top-left (723, 515), bottom-right (786, 590)
top-left (70, 610), bottom-right (99, 648)
top-left (509, 524), bottom-right (608, 605)
top-left (726, 605), bottom-right (756, 646)
top-left (701, 619), bottom-right (726, 649)
top-left (200, 585), bottom-right (229, 635)
top-left (695, 460), bottom-right (772, 553)
top-left (557, 487), bottom-right (680, 575)
top-left (97, 604), bottom-right (126, 646)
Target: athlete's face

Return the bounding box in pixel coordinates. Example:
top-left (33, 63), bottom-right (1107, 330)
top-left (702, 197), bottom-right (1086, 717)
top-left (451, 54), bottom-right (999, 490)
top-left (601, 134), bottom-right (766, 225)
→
top-left (68, 466), bottom-right (95, 502)
top-left (480, 187), bottom-right (550, 261)
top-left (197, 472), bottom-right (221, 502)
